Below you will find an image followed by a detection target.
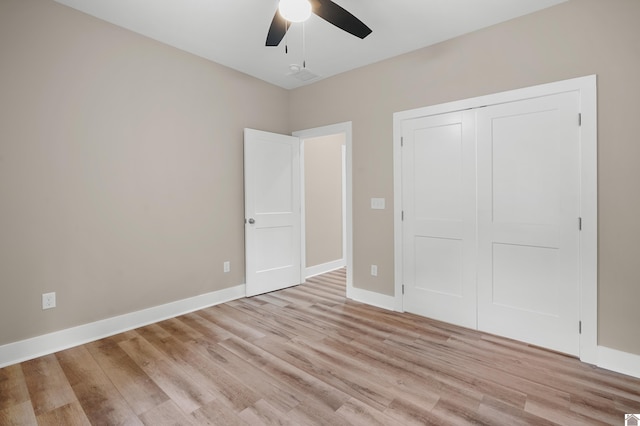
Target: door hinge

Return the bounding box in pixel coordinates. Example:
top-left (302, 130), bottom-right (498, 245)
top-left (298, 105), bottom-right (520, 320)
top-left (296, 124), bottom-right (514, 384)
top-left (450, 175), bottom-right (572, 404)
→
top-left (579, 321), bottom-right (582, 334)
top-left (401, 136), bottom-right (404, 147)
top-left (402, 284), bottom-right (405, 295)
top-left (578, 217), bottom-right (582, 231)
top-left (578, 113), bottom-right (582, 126)
top-left (401, 210), bottom-right (404, 221)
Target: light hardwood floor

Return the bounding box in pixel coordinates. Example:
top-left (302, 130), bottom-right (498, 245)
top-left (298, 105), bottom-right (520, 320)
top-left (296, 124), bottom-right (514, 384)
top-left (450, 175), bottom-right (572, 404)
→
top-left (1, 268), bottom-right (639, 425)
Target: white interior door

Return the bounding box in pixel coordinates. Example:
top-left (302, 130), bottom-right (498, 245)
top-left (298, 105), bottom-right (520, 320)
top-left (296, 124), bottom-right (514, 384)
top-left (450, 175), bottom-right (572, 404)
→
top-left (477, 92), bottom-right (581, 356)
top-left (244, 128), bottom-right (302, 297)
top-left (402, 111), bottom-right (477, 329)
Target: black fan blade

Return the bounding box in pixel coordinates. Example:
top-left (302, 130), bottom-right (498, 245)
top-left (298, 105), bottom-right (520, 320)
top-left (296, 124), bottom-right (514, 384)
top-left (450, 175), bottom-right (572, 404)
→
top-left (310, 0), bottom-right (372, 39)
top-left (266, 10), bottom-right (288, 46)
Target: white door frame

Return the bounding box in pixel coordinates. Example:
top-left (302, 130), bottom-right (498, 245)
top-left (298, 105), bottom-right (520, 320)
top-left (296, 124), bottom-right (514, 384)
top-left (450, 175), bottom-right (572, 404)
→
top-left (293, 122), bottom-right (353, 294)
top-left (393, 75), bottom-right (597, 364)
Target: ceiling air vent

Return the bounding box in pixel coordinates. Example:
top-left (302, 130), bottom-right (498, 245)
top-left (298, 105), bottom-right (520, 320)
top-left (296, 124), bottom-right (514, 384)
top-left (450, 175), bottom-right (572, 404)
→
top-left (288, 65), bottom-right (320, 82)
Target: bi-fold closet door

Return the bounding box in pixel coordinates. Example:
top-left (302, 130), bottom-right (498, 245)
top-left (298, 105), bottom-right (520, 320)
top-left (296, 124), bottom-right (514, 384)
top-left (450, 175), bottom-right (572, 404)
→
top-left (401, 111), bottom-right (478, 329)
top-left (402, 91), bottom-right (581, 356)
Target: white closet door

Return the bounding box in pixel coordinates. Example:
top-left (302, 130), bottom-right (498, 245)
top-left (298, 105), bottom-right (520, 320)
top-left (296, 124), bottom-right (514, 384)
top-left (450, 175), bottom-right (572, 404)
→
top-left (402, 111), bottom-right (477, 329)
top-left (477, 92), bottom-right (581, 356)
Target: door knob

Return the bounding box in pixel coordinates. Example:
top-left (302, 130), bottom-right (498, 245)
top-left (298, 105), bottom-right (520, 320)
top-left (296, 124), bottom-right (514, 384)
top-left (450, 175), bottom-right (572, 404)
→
top-left (248, 218), bottom-right (255, 224)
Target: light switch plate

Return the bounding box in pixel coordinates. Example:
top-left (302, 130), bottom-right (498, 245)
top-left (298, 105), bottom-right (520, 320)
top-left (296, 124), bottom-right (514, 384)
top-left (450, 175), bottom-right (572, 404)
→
top-left (371, 198), bottom-right (385, 210)
top-left (371, 265), bottom-right (378, 276)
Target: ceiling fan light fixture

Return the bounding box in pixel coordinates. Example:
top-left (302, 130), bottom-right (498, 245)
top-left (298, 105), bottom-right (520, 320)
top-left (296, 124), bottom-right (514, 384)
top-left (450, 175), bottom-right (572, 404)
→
top-left (278, 0), bottom-right (312, 23)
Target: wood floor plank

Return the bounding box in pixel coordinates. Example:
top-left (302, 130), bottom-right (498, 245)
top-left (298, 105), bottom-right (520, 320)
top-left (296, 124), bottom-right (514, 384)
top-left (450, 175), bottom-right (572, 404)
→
top-left (237, 399), bottom-right (292, 426)
top-left (0, 364), bottom-right (31, 412)
top-left (383, 397), bottom-right (444, 425)
top-left (2, 268), bottom-right (640, 425)
top-left (227, 298), bottom-right (333, 343)
top-left (189, 338), bottom-right (303, 414)
top-left (191, 398), bottom-right (251, 426)
top-left (297, 336), bottom-right (444, 409)
top-left (347, 330), bottom-right (532, 410)
top-left (118, 332), bottom-right (216, 414)
top-left (525, 397), bottom-right (611, 426)
top-left (85, 336), bottom-right (169, 416)
top-left (21, 354), bottom-right (78, 416)
top-left (569, 393), bottom-right (621, 425)
top-left (156, 317), bottom-right (204, 343)
top-left (335, 397), bottom-right (405, 426)
top-left (285, 397), bottom-right (352, 426)
top-left (478, 396), bottom-right (557, 426)
top-left (219, 336), bottom-right (352, 412)
top-left (254, 289), bottom-right (314, 309)
top-left (0, 400), bottom-right (38, 426)
top-left (137, 323), bottom-right (262, 413)
top-left (138, 400), bottom-right (197, 426)
top-left (196, 305), bottom-right (266, 341)
top-left (173, 312), bottom-right (233, 343)
top-left (253, 335), bottom-right (395, 411)
top-left (191, 399), bottom-right (250, 426)
top-left (252, 292), bottom-right (292, 308)
top-left (35, 401), bottom-right (91, 426)
top-left (56, 345), bottom-right (143, 425)
top-left (220, 303), bottom-right (300, 342)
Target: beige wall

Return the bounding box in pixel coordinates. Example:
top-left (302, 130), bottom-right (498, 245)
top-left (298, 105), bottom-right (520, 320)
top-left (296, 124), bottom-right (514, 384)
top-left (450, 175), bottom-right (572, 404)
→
top-left (289, 0), bottom-right (640, 356)
top-left (0, 0), bottom-right (289, 345)
top-left (304, 134), bottom-right (344, 268)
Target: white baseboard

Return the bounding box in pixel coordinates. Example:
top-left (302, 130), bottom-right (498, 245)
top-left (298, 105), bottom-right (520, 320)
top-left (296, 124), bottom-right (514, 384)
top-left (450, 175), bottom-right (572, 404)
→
top-left (305, 259), bottom-right (345, 279)
top-left (347, 286), bottom-right (396, 311)
top-left (598, 346), bottom-right (640, 379)
top-left (5, 282), bottom-right (638, 382)
top-left (0, 284), bottom-right (246, 369)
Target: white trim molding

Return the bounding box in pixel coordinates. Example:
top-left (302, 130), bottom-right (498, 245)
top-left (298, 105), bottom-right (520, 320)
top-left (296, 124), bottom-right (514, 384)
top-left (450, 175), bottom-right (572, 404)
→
top-left (305, 259), bottom-right (346, 279)
top-left (347, 286), bottom-right (396, 312)
top-left (0, 284), bottom-right (246, 369)
top-left (393, 75), bottom-right (598, 364)
top-left (598, 346), bottom-right (640, 379)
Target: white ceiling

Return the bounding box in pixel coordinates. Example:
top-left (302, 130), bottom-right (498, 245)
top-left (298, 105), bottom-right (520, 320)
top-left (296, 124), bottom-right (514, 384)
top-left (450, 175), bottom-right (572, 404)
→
top-left (54, 0), bottom-right (567, 90)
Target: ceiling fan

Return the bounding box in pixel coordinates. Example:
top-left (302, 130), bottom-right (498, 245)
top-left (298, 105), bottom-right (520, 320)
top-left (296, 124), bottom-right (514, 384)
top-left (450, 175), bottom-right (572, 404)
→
top-left (266, 0), bottom-right (372, 47)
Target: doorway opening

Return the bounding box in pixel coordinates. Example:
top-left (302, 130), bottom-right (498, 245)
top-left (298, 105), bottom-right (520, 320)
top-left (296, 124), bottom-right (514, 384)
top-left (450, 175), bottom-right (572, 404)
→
top-left (294, 122), bottom-right (353, 295)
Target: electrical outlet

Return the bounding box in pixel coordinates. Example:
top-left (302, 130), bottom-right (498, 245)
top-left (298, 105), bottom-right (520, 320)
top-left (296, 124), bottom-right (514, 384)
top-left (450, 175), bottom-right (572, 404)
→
top-left (223, 261), bottom-right (230, 273)
top-left (42, 292), bottom-right (56, 310)
top-left (371, 265), bottom-right (378, 276)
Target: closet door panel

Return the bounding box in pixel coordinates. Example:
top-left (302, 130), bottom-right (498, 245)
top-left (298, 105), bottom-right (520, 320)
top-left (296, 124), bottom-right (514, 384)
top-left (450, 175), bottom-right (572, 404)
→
top-left (476, 92), bottom-right (581, 356)
top-left (402, 111), bottom-right (477, 329)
